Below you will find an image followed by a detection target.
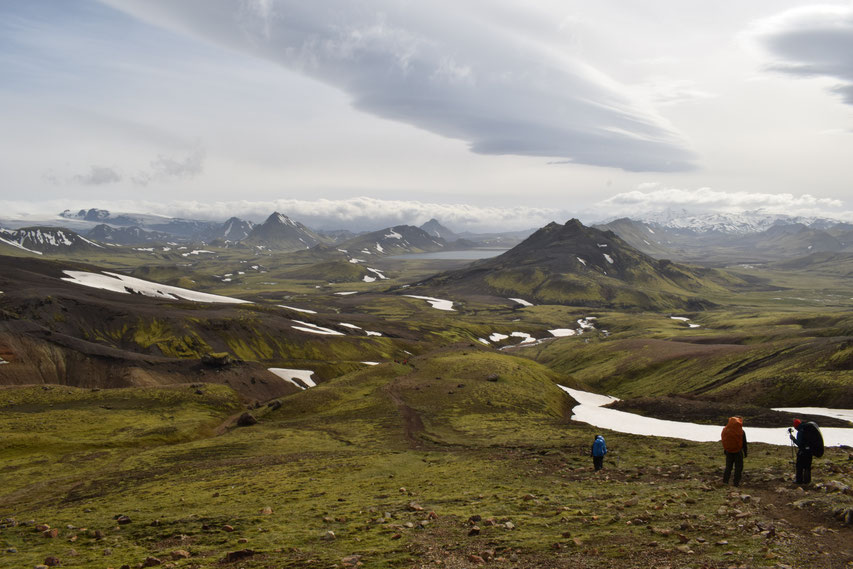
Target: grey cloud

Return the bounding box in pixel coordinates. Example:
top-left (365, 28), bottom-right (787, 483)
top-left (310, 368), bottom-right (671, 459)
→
top-left (133, 146), bottom-right (205, 186)
top-left (72, 165), bottom-right (122, 185)
top-left (754, 5), bottom-right (853, 105)
top-left (103, 0), bottom-right (697, 172)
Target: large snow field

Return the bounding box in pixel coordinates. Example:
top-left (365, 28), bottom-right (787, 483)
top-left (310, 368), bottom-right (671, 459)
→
top-left (61, 271), bottom-right (249, 304)
top-left (559, 386), bottom-right (853, 447)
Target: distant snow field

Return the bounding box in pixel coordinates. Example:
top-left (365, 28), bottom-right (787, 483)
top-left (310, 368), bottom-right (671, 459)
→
top-left (403, 295), bottom-right (455, 311)
top-left (268, 368), bottom-right (317, 390)
top-left (559, 386), bottom-right (853, 447)
top-left (334, 291), bottom-right (358, 295)
top-left (61, 270), bottom-right (249, 304)
top-left (361, 361), bottom-right (380, 366)
top-left (278, 305), bottom-right (317, 314)
top-left (508, 297), bottom-right (533, 306)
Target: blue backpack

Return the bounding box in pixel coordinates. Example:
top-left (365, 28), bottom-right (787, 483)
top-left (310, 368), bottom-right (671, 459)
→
top-left (592, 436), bottom-right (607, 457)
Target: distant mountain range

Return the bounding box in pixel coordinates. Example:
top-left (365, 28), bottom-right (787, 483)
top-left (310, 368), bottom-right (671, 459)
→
top-left (2, 206), bottom-right (851, 263)
top-left (595, 214), bottom-right (853, 264)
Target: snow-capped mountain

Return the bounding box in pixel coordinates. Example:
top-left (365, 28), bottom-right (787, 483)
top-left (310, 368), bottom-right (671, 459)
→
top-left (87, 224), bottom-right (170, 245)
top-left (338, 225), bottom-right (446, 256)
top-left (241, 212), bottom-right (327, 251)
top-left (420, 218), bottom-right (460, 242)
top-left (633, 210), bottom-right (842, 235)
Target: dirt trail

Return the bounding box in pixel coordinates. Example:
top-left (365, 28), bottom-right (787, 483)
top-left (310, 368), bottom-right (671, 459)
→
top-left (382, 365), bottom-right (426, 449)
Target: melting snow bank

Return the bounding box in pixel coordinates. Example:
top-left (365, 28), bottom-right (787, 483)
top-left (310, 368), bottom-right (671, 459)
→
top-left (361, 361), bottom-right (380, 366)
top-left (334, 291), bottom-right (358, 296)
top-left (558, 386), bottom-right (853, 447)
top-left (268, 368), bottom-right (316, 390)
top-left (403, 295), bottom-right (455, 311)
top-left (508, 298), bottom-right (533, 307)
top-left (61, 271), bottom-right (249, 304)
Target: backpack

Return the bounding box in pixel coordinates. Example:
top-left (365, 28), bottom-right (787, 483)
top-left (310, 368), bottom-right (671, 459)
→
top-left (800, 422), bottom-right (824, 458)
top-left (721, 417), bottom-right (744, 453)
top-left (592, 437), bottom-right (607, 457)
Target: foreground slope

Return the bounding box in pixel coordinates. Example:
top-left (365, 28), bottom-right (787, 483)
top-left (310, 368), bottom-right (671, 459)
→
top-left (0, 346), bottom-right (851, 568)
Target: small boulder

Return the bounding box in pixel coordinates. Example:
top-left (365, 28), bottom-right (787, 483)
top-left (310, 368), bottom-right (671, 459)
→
top-left (170, 550), bottom-right (190, 560)
top-left (142, 556), bottom-right (162, 567)
top-left (223, 549), bottom-right (254, 563)
top-left (44, 557), bottom-right (62, 567)
top-left (236, 413), bottom-right (257, 427)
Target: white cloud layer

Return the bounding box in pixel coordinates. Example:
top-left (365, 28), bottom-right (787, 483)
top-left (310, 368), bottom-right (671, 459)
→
top-left (0, 196), bottom-right (566, 232)
top-left (101, 0), bottom-right (697, 172)
top-left (597, 187), bottom-right (848, 219)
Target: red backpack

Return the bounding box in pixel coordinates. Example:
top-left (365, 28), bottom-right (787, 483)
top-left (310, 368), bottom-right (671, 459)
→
top-left (721, 417), bottom-right (744, 453)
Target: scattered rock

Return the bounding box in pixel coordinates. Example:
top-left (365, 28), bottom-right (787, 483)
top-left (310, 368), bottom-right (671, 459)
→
top-left (468, 526), bottom-right (481, 536)
top-left (267, 400), bottom-right (282, 411)
top-left (223, 549), bottom-right (254, 563)
top-left (260, 507), bottom-right (273, 515)
top-left (467, 554), bottom-right (485, 564)
top-left (44, 556), bottom-right (62, 567)
top-left (170, 550), bottom-right (190, 560)
top-left (142, 556), bottom-right (162, 567)
top-left (43, 528), bottom-right (59, 538)
top-left (323, 530), bottom-right (336, 540)
top-left (391, 533), bottom-right (402, 540)
top-left (115, 515), bottom-right (131, 525)
top-left (222, 524), bottom-right (235, 532)
top-left (236, 412), bottom-right (257, 427)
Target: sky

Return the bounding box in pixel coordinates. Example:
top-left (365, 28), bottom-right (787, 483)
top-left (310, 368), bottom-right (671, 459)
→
top-left (1, 0), bottom-right (852, 231)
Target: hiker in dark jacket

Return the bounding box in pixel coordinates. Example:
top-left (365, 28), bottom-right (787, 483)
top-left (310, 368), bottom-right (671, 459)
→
top-left (789, 418), bottom-right (821, 484)
top-left (591, 435), bottom-right (607, 471)
top-left (721, 416), bottom-right (748, 487)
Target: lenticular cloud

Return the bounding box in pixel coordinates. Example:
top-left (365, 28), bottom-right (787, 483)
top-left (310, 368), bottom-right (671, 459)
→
top-left (103, 0), bottom-right (696, 172)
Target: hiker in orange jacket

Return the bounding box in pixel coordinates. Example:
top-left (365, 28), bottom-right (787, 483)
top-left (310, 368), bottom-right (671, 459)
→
top-left (721, 416), bottom-right (748, 487)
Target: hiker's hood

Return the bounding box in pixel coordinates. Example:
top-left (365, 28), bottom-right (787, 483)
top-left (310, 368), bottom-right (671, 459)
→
top-left (726, 417), bottom-right (743, 428)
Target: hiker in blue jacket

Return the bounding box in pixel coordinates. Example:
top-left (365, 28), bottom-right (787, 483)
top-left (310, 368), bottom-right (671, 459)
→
top-left (591, 435), bottom-right (607, 471)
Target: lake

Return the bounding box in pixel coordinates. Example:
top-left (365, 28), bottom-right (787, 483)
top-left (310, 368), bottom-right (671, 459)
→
top-left (390, 249), bottom-right (509, 260)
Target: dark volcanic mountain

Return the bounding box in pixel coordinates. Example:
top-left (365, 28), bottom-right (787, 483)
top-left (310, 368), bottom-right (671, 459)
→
top-left (88, 224), bottom-right (170, 245)
top-left (412, 219), bottom-right (745, 310)
top-left (241, 212), bottom-right (327, 251)
top-left (420, 219), bottom-right (460, 242)
top-left (207, 217), bottom-right (255, 242)
top-left (337, 225), bottom-right (445, 256)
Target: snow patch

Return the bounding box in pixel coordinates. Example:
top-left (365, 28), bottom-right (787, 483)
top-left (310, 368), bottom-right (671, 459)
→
top-left (375, 242), bottom-right (384, 253)
top-left (603, 253), bottom-right (614, 264)
top-left (384, 229), bottom-right (402, 239)
top-left (367, 267), bottom-right (388, 279)
top-left (576, 257), bottom-right (586, 266)
top-left (361, 361), bottom-right (380, 366)
top-left (508, 297), bottom-right (533, 307)
top-left (268, 368), bottom-right (316, 390)
top-left (477, 338), bottom-right (490, 345)
top-left (338, 323), bottom-right (362, 330)
top-left (334, 291), bottom-right (358, 296)
top-left (489, 333), bottom-right (509, 342)
top-left (548, 329), bottom-right (576, 337)
top-left (363, 275), bottom-right (376, 283)
top-left (291, 320), bottom-right (344, 336)
top-left (365, 330), bottom-right (382, 336)
top-left (403, 295), bottom-right (455, 311)
top-left (278, 305), bottom-right (317, 314)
